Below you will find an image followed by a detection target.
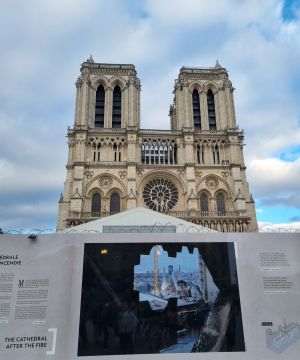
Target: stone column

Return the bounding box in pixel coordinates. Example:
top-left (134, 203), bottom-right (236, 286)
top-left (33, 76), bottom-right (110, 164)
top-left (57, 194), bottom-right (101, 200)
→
top-left (87, 85), bottom-right (96, 128)
top-left (206, 142), bottom-right (214, 164)
top-left (80, 80), bottom-right (89, 127)
top-left (63, 168), bottom-right (73, 201)
top-left (74, 78), bottom-right (83, 127)
top-left (67, 139), bottom-right (74, 166)
top-left (225, 86), bottom-right (235, 129)
top-left (136, 81), bottom-right (141, 128)
top-left (128, 79), bottom-right (140, 128)
top-left (123, 86), bottom-right (129, 128)
top-left (229, 136), bottom-right (241, 164)
top-left (183, 134), bottom-right (194, 163)
top-left (230, 89), bottom-right (237, 128)
top-left (176, 138), bottom-right (184, 165)
top-left (127, 133), bottom-right (138, 208)
top-left (184, 87), bottom-right (192, 128)
top-left (214, 91), bottom-right (222, 130)
top-left (200, 91), bottom-right (209, 130)
top-left (105, 87), bottom-right (112, 128)
top-left (218, 90), bottom-right (228, 129)
top-left (128, 81), bottom-right (134, 126)
top-left (211, 197), bottom-right (217, 212)
top-left (175, 85), bottom-right (185, 130)
top-left (133, 81), bottom-right (140, 128)
top-left (187, 188), bottom-right (198, 210)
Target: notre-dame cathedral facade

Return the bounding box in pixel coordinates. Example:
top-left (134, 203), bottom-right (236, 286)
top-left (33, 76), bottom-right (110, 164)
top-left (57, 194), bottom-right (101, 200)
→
top-left (57, 57), bottom-right (257, 232)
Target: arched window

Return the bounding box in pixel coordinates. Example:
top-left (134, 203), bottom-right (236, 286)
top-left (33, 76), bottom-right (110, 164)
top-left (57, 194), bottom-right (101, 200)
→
top-left (200, 193), bottom-right (209, 214)
top-left (91, 193), bottom-right (101, 216)
top-left (192, 89), bottom-right (201, 129)
top-left (216, 192), bottom-right (226, 215)
top-left (110, 192), bottom-right (120, 215)
top-left (207, 89), bottom-right (216, 130)
top-left (112, 86), bottom-right (122, 128)
top-left (95, 85), bottom-right (105, 128)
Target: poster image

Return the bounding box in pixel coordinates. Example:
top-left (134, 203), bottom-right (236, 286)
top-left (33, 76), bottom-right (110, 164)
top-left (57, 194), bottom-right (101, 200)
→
top-left (78, 242), bottom-right (245, 356)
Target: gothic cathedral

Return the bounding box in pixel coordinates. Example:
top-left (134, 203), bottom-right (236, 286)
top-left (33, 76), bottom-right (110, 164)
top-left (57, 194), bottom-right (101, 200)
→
top-left (57, 57), bottom-right (257, 232)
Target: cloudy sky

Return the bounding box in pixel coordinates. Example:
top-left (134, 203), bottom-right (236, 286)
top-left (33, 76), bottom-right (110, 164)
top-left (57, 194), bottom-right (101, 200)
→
top-left (0, 0), bottom-right (299, 232)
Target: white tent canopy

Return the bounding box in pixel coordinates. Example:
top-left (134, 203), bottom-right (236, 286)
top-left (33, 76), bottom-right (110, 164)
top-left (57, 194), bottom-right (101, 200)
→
top-left (62, 207), bottom-right (214, 233)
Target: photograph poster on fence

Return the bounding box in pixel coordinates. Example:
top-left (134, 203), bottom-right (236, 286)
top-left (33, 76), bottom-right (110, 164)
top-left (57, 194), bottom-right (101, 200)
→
top-left (78, 242), bottom-right (244, 356)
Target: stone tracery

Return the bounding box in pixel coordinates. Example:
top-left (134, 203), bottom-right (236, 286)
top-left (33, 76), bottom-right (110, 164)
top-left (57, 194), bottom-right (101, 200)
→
top-left (143, 178), bottom-right (178, 212)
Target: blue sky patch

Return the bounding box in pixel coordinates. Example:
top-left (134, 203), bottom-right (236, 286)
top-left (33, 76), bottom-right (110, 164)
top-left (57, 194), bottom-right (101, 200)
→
top-left (257, 204), bottom-right (300, 223)
top-left (282, 0), bottom-right (299, 21)
top-left (279, 145), bottom-right (300, 161)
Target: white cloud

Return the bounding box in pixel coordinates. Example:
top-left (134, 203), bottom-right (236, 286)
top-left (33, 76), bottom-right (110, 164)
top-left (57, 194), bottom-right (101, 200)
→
top-left (259, 221), bottom-right (300, 232)
top-left (249, 157), bottom-right (300, 190)
top-left (145, 0), bottom-right (282, 29)
top-left (0, 160), bottom-right (63, 194)
top-left (248, 157), bottom-right (300, 207)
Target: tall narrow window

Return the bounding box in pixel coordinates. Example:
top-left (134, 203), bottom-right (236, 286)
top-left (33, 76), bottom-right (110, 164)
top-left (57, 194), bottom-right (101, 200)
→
top-left (212, 144), bottom-right (220, 164)
top-left (207, 89), bottom-right (216, 130)
top-left (193, 89), bottom-right (201, 129)
top-left (197, 144), bottom-right (205, 164)
top-left (110, 192), bottom-right (120, 215)
top-left (113, 143), bottom-right (121, 162)
top-left (112, 86), bottom-right (122, 128)
top-left (92, 144), bottom-right (101, 162)
top-left (200, 193), bottom-right (209, 214)
top-left (113, 144), bottom-right (117, 161)
top-left (91, 193), bottom-right (101, 216)
top-left (216, 192), bottom-right (226, 215)
top-left (173, 143), bottom-right (177, 164)
top-left (95, 85), bottom-right (105, 128)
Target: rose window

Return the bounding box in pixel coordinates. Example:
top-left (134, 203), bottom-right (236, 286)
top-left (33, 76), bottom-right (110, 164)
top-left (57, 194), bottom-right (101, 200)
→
top-left (143, 178), bottom-right (178, 212)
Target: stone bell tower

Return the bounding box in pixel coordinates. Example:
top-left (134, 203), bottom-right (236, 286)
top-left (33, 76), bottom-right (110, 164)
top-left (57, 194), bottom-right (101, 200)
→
top-left (168, 63), bottom-right (257, 231)
top-left (57, 57), bottom-right (141, 230)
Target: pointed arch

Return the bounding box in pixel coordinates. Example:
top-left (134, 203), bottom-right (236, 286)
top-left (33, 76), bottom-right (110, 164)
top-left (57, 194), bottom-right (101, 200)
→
top-left (200, 192), bottom-right (209, 213)
top-left (110, 192), bottom-right (120, 215)
top-left (207, 89), bottom-right (216, 130)
top-left (216, 191), bottom-right (226, 215)
top-left (91, 192), bottom-right (101, 216)
top-left (110, 77), bottom-right (126, 91)
top-left (192, 89), bottom-right (201, 129)
top-left (112, 85), bottom-right (122, 128)
top-left (95, 85), bottom-right (105, 128)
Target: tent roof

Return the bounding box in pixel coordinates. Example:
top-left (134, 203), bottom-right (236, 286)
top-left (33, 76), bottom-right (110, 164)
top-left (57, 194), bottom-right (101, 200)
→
top-left (62, 207), bottom-right (214, 233)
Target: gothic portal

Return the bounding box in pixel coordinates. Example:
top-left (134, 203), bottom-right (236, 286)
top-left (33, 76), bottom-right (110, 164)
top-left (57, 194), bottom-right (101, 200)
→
top-left (57, 57), bottom-right (257, 232)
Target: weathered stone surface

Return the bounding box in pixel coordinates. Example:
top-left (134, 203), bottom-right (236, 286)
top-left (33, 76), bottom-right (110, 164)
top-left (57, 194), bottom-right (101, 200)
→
top-left (57, 62), bottom-right (257, 233)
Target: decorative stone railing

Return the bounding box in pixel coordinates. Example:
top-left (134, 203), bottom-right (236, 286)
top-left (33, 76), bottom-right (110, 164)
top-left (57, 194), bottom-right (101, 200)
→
top-left (67, 209), bottom-right (251, 232)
